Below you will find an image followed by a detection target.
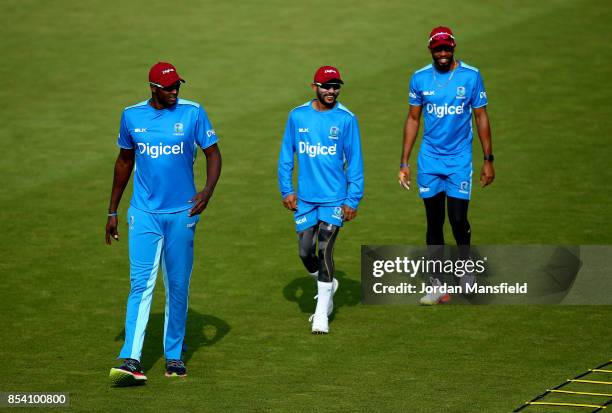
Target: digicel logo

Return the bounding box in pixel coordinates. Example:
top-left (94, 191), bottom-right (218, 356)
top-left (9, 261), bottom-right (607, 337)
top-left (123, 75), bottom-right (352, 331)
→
top-left (324, 69), bottom-right (336, 74)
top-left (299, 142), bottom-right (337, 157)
top-left (426, 103), bottom-right (466, 118)
top-left (161, 68), bottom-right (175, 74)
top-left (137, 142), bottom-right (184, 158)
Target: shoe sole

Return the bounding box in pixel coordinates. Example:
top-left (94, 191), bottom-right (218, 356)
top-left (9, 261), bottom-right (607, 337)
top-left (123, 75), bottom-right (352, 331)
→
top-left (419, 293), bottom-right (451, 306)
top-left (165, 372), bottom-right (187, 378)
top-left (309, 314), bottom-right (329, 334)
top-left (109, 368), bottom-right (147, 387)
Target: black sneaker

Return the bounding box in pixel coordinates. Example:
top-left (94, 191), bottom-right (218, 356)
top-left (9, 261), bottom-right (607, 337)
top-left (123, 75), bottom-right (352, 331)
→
top-left (165, 359), bottom-right (187, 377)
top-left (109, 358), bottom-right (147, 387)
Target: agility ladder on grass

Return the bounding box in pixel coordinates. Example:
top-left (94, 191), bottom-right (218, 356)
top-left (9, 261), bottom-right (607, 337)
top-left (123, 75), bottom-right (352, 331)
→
top-left (514, 360), bottom-right (612, 412)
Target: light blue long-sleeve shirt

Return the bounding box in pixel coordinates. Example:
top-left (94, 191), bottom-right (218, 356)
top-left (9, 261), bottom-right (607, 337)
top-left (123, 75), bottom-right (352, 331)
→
top-left (278, 100), bottom-right (364, 209)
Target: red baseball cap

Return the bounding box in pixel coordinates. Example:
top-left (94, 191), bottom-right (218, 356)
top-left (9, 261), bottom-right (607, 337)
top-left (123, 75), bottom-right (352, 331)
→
top-left (428, 26), bottom-right (456, 49)
top-left (313, 66), bottom-right (344, 84)
top-left (148, 62), bottom-right (185, 88)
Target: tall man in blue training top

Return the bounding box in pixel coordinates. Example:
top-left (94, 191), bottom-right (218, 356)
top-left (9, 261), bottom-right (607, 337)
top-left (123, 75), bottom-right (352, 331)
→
top-left (278, 66), bottom-right (364, 334)
top-left (398, 27), bottom-right (495, 305)
top-left (105, 62), bottom-right (221, 385)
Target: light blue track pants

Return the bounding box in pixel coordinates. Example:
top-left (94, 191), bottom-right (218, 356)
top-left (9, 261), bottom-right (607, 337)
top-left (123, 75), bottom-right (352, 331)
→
top-left (119, 206), bottom-right (200, 361)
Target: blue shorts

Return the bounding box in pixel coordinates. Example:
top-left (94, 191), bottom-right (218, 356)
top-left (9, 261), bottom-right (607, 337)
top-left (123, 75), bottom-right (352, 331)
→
top-left (417, 152), bottom-right (472, 200)
top-left (294, 199), bottom-right (344, 232)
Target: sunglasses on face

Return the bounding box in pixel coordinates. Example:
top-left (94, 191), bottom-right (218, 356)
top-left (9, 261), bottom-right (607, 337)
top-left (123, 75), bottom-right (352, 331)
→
top-left (150, 81), bottom-right (181, 92)
top-left (315, 82), bottom-right (342, 91)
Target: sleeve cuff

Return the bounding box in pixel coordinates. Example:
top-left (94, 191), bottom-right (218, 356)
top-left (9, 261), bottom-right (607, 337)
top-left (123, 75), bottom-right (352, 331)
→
top-left (281, 190), bottom-right (295, 198)
top-left (200, 137), bottom-right (219, 150)
top-left (343, 199), bottom-right (360, 210)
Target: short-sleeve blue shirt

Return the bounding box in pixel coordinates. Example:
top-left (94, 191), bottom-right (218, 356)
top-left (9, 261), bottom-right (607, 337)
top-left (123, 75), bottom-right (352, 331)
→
top-left (117, 98), bottom-right (217, 213)
top-left (409, 61), bottom-right (487, 156)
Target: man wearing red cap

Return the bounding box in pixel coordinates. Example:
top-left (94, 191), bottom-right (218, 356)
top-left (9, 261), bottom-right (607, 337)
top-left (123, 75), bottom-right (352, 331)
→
top-left (278, 66), bottom-right (364, 334)
top-left (106, 62), bottom-right (222, 385)
top-left (398, 27), bottom-right (495, 304)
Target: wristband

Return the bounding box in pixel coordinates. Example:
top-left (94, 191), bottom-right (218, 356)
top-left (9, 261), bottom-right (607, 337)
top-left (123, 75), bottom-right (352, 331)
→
top-left (107, 212), bottom-right (118, 217)
top-left (400, 163), bottom-right (410, 168)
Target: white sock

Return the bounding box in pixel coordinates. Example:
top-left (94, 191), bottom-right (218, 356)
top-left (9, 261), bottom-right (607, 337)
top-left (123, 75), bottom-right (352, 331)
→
top-left (315, 281), bottom-right (333, 317)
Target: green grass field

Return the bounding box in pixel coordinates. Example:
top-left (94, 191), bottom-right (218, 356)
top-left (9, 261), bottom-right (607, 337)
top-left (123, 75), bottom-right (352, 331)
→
top-left (1, 0), bottom-right (611, 411)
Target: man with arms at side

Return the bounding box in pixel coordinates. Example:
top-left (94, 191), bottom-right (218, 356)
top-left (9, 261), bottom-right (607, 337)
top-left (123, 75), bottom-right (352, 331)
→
top-left (398, 27), bottom-right (495, 304)
top-left (106, 62), bottom-right (221, 385)
top-left (278, 66), bottom-right (364, 334)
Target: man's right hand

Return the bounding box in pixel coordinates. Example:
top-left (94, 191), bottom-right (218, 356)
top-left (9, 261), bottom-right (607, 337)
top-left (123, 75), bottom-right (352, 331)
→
top-left (105, 216), bottom-right (119, 245)
top-left (282, 194), bottom-right (297, 211)
top-left (398, 166), bottom-right (411, 191)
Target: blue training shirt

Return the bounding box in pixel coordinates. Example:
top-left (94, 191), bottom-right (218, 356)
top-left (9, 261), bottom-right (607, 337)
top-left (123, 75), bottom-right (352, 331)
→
top-left (277, 100), bottom-right (364, 209)
top-left (117, 98), bottom-right (218, 213)
top-left (409, 61), bottom-right (487, 156)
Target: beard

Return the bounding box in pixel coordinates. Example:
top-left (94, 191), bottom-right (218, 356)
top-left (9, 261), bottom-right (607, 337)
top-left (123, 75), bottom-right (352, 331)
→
top-left (317, 90), bottom-right (337, 108)
top-left (434, 57), bottom-right (453, 71)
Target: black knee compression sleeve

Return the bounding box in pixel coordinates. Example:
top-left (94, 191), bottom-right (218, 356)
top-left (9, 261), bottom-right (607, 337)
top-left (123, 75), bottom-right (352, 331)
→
top-left (297, 226), bottom-right (318, 273)
top-left (317, 222), bottom-right (340, 282)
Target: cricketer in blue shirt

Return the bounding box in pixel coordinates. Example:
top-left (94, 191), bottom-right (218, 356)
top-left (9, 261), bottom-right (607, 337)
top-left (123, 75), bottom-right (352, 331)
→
top-left (398, 27), bottom-right (495, 306)
top-left (106, 62), bottom-right (221, 384)
top-left (278, 66), bottom-right (364, 334)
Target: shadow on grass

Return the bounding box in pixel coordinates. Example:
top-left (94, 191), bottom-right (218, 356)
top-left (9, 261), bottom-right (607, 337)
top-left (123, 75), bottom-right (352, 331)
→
top-left (282, 270), bottom-right (361, 319)
top-left (114, 308), bottom-right (230, 371)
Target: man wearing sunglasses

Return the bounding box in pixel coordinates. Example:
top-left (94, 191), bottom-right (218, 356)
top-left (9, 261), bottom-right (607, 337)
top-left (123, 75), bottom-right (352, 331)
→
top-left (398, 27), bottom-right (495, 304)
top-left (106, 62), bottom-right (222, 385)
top-left (278, 66), bottom-right (364, 334)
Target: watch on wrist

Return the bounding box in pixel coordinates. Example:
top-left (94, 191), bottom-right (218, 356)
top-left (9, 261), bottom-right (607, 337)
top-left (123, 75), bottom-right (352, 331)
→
top-left (484, 154), bottom-right (494, 162)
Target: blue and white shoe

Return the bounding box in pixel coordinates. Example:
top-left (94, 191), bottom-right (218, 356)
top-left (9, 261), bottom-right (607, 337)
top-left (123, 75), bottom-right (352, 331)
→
top-left (109, 358), bottom-right (147, 387)
top-left (165, 359), bottom-right (187, 377)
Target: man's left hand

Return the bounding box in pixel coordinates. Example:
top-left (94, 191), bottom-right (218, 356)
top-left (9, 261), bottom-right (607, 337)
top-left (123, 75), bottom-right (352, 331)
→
top-left (189, 191), bottom-right (211, 216)
top-left (342, 205), bottom-right (357, 222)
top-left (480, 162), bottom-right (495, 187)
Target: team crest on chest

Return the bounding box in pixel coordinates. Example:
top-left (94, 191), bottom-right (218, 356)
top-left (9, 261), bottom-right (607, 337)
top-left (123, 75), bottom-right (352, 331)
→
top-left (456, 86), bottom-right (466, 99)
top-left (329, 126), bottom-right (340, 140)
top-left (174, 122), bottom-right (184, 135)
